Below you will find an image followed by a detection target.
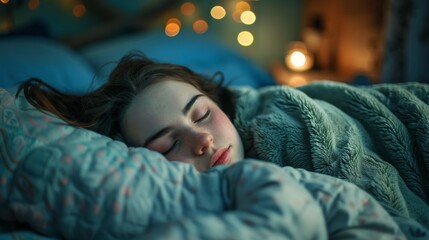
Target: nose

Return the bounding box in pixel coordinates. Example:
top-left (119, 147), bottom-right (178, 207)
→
top-left (192, 131), bottom-right (213, 155)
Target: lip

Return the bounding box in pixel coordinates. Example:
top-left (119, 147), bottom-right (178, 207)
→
top-left (210, 146), bottom-right (231, 167)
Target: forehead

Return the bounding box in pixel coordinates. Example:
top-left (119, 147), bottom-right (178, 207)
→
top-left (122, 80), bottom-right (203, 145)
top-left (138, 80), bottom-right (201, 108)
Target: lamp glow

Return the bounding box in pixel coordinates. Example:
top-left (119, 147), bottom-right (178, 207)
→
top-left (288, 75), bottom-right (308, 87)
top-left (285, 42), bottom-right (314, 72)
top-left (290, 51), bottom-right (306, 67)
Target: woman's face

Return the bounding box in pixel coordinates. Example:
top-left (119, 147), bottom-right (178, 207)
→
top-left (121, 80), bottom-right (244, 172)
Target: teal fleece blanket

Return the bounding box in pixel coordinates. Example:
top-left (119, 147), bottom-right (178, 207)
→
top-left (233, 81), bottom-right (429, 229)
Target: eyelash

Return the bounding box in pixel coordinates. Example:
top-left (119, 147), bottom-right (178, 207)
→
top-left (194, 110), bottom-right (211, 123)
top-left (163, 140), bottom-right (178, 155)
top-left (163, 110), bottom-right (211, 155)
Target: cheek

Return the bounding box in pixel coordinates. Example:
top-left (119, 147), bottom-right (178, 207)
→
top-left (210, 110), bottom-right (235, 138)
top-left (169, 155), bottom-right (194, 164)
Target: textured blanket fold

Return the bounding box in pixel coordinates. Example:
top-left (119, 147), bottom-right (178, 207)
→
top-left (233, 81), bottom-right (429, 229)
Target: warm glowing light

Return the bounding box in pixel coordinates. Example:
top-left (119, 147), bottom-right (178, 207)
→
top-left (210, 6), bottom-right (226, 20)
top-left (165, 18), bottom-right (181, 37)
top-left (290, 51), bottom-right (306, 67)
top-left (237, 31), bottom-right (254, 47)
top-left (180, 2), bottom-right (195, 16)
top-left (236, 1), bottom-right (251, 12)
top-left (287, 75), bottom-right (308, 87)
top-left (1, 0), bottom-right (10, 4)
top-left (232, 10), bottom-right (242, 23)
top-left (165, 22), bottom-right (180, 37)
top-left (193, 19), bottom-right (208, 34)
top-left (233, 1), bottom-right (252, 23)
top-left (28, 0), bottom-right (39, 10)
top-left (73, 4), bottom-right (86, 17)
top-left (167, 18), bottom-right (181, 27)
top-left (0, 19), bottom-right (12, 31)
top-left (240, 10), bottom-right (256, 25)
top-left (285, 42), bottom-right (314, 72)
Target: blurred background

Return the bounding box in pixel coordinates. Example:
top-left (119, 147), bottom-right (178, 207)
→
top-left (0, 0), bottom-right (427, 86)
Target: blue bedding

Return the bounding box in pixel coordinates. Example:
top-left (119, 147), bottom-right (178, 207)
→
top-left (2, 86), bottom-right (417, 239)
top-left (2, 87), bottom-right (426, 239)
top-left (1, 33), bottom-right (427, 239)
top-left (233, 81), bottom-right (429, 237)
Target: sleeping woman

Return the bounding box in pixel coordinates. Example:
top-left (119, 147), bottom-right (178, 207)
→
top-left (18, 52), bottom-right (429, 238)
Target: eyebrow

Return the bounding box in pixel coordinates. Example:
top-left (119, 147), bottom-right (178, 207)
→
top-left (143, 94), bottom-right (203, 147)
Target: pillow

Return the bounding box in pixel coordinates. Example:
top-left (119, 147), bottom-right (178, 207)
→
top-left (80, 30), bottom-right (276, 88)
top-left (0, 36), bottom-right (96, 93)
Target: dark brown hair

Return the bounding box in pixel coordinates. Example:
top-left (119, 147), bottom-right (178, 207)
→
top-left (17, 52), bottom-right (235, 142)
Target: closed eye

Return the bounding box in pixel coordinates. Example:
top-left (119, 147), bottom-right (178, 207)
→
top-left (163, 140), bottom-right (178, 155)
top-left (194, 110), bottom-right (211, 123)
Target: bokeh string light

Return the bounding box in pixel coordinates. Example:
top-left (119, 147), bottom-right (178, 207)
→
top-left (165, 18), bottom-right (181, 37)
top-left (236, 1), bottom-right (251, 12)
top-left (237, 31), bottom-right (254, 46)
top-left (232, 1), bottom-right (250, 23)
top-left (193, 19), bottom-right (208, 34)
top-left (1, 0), bottom-right (257, 48)
top-left (180, 1), bottom-right (195, 16)
top-left (165, 0), bottom-right (257, 47)
top-left (0, 0), bottom-right (87, 33)
top-left (72, 3), bottom-right (86, 18)
top-left (240, 10), bottom-right (255, 25)
top-left (210, 5), bottom-right (226, 20)
top-left (1, 0), bottom-right (86, 14)
top-left (232, 1), bottom-right (256, 46)
top-left (28, 0), bottom-right (40, 10)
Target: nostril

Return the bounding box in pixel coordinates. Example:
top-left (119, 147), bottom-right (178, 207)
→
top-left (200, 145), bottom-right (208, 154)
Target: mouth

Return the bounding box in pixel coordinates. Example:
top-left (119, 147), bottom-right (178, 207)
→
top-left (210, 146), bottom-right (231, 167)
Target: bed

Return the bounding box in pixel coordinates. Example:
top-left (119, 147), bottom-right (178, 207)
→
top-left (1, 30), bottom-right (429, 239)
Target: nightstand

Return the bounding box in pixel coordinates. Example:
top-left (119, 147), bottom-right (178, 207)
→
top-left (269, 62), bottom-right (348, 87)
